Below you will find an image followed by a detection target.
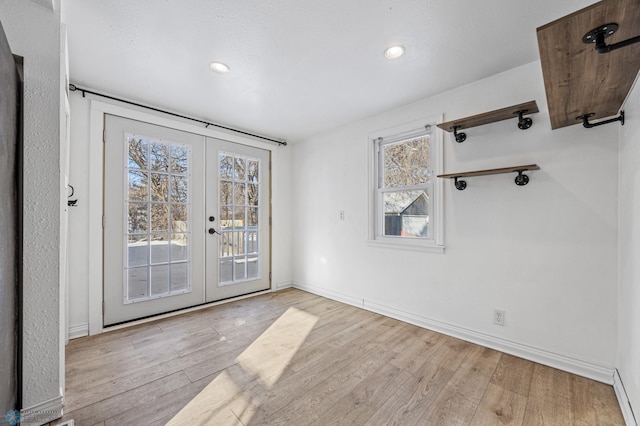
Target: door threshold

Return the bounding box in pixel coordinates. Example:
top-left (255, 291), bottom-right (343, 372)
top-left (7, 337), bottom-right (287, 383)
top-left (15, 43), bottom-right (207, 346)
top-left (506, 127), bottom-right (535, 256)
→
top-left (103, 289), bottom-right (272, 333)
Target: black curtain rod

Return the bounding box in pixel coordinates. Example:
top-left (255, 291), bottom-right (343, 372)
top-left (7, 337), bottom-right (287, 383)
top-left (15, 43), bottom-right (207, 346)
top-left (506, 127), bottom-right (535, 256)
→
top-left (68, 83), bottom-right (287, 146)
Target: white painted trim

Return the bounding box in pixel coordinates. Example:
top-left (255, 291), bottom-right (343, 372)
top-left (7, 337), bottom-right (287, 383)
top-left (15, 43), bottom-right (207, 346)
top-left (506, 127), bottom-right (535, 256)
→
top-left (274, 281), bottom-right (293, 290)
top-left (87, 99), bottom-right (283, 335)
top-left (293, 282), bottom-right (364, 309)
top-left (614, 369), bottom-right (638, 426)
top-left (20, 394), bottom-right (63, 425)
top-left (68, 323), bottom-right (88, 340)
top-left (293, 281), bottom-right (616, 385)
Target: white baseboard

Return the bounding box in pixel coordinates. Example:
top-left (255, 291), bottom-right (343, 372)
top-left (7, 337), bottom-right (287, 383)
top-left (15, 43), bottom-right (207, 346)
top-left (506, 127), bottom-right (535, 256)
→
top-left (292, 281), bottom-right (615, 385)
top-left (68, 323), bottom-right (88, 340)
top-left (614, 369), bottom-right (638, 425)
top-left (274, 281), bottom-right (293, 290)
top-left (20, 394), bottom-right (63, 425)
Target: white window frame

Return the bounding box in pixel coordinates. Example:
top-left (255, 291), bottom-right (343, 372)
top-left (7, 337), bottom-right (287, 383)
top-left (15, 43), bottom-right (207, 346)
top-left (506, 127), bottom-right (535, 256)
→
top-left (368, 116), bottom-right (444, 252)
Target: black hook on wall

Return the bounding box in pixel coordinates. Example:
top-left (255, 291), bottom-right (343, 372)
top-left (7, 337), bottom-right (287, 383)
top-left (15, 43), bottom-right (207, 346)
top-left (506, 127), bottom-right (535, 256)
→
top-left (67, 184), bottom-right (78, 207)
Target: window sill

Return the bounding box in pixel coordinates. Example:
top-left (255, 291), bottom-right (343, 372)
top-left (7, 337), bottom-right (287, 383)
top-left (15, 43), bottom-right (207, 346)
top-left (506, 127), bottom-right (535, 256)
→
top-left (366, 239), bottom-right (445, 253)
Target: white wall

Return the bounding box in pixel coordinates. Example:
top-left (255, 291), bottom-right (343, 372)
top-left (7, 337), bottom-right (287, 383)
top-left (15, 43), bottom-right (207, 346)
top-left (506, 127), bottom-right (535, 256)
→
top-left (66, 94), bottom-right (293, 335)
top-left (0, 0), bottom-right (63, 420)
top-left (292, 61), bottom-right (619, 381)
top-left (618, 75), bottom-right (640, 420)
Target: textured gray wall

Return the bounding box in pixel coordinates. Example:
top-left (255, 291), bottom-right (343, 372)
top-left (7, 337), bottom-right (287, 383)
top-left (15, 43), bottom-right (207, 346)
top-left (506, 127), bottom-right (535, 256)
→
top-left (0, 18), bottom-right (18, 415)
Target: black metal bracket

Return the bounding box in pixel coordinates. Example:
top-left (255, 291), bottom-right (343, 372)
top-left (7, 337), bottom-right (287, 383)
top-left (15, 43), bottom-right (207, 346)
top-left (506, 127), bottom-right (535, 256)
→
top-left (454, 177), bottom-right (467, 190)
top-left (583, 23), bottom-right (640, 54)
top-left (514, 170), bottom-right (530, 186)
top-left (452, 126), bottom-right (466, 143)
top-left (67, 184), bottom-right (78, 207)
top-left (576, 111), bottom-right (624, 128)
top-left (514, 110), bottom-right (533, 130)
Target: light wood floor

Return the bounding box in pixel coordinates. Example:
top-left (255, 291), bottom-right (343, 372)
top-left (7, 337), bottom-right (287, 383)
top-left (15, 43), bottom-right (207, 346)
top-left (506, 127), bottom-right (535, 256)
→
top-left (55, 289), bottom-right (624, 425)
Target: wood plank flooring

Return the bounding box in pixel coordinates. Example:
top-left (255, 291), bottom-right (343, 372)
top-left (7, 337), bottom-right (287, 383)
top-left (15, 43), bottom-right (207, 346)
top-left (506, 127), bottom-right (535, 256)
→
top-left (54, 289), bottom-right (624, 425)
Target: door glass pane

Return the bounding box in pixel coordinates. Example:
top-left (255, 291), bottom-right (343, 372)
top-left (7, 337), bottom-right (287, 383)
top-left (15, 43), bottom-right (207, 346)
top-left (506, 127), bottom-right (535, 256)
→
top-left (127, 267), bottom-right (148, 300)
top-left (124, 134), bottom-right (192, 303)
top-left (128, 170), bottom-right (148, 201)
top-left (171, 263), bottom-right (188, 292)
top-left (127, 235), bottom-right (148, 267)
top-left (218, 152), bottom-right (261, 285)
top-left (150, 265), bottom-right (169, 295)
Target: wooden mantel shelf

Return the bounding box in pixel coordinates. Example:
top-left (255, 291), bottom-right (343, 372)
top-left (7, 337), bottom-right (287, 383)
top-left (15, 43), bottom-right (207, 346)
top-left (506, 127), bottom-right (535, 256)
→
top-left (437, 165), bottom-right (540, 190)
top-left (537, 0), bottom-right (640, 129)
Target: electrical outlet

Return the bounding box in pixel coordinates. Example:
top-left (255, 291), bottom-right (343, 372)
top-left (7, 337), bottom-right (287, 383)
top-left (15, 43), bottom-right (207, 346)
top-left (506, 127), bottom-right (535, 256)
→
top-left (494, 309), bottom-right (505, 326)
top-left (339, 210), bottom-right (345, 221)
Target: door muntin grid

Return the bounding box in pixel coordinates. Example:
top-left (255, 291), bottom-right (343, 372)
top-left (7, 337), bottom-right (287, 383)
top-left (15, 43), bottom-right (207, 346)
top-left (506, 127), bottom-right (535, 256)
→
top-left (218, 152), bottom-right (261, 285)
top-left (124, 133), bottom-right (192, 303)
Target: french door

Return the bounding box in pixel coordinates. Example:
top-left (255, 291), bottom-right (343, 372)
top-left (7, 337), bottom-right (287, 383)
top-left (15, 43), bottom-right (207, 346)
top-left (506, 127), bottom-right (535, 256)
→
top-left (103, 115), bottom-right (270, 326)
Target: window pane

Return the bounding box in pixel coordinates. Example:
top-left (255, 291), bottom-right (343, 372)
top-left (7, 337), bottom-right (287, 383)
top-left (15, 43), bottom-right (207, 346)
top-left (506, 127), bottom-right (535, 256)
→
top-left (171, 234), bottom-right (188, 262)
top-left (127, 235), bottom-right (148, 267)
top-left (247, 231), bottom-right (258, 254)
top-left (151, 204), bottom-right (169, 232)
top-left (128, 202), bottom-right (148, 234)
top-left (248, 160), bottom-right (259, 183)
top-left (383, 189), bottom-right (429, 238)
top-left (150, 173), bottom-right (168, 202)
top-left (220, 207), bottom-right (232, 229)
top-left (150, 141), bottom-right (169, 172)
top-left (248, 184), bottom-right (259, 206)
top-left (171, 204), bottom-right (188, 232)
top-left (234, 183), bottom-right (246, 205)
top-left (170, 175), bottom-right (188, 203)
top-left (383, 136), bottom-right (430, 188)
top-left (128, 170), bottom-right (148, 201)
top-left (170, 144), bottom-right (189, 174)
top-left (150, 234), bottom-right (170, 264)
top-left (127, 136), bottom-right (148, 169)
top-left (127, 267), bottom-right (148, 300)
top-left (220, 258), bottom-right (233, 283)
top-left (235, 157), bottom-right (246, 180)
top-left (234, 257), bottom-right (247, 281)
top-left (247, 256), bottom-right (259, 279)
top-left (170, 263), bottom-right (188, 292)
top-left (234, 207), bottom-right (246, 229)
top-left (220, 154), bottom-right (234, 179)
top-left (248, 207), bottom-right (258, 227)
top-left (150, 265), bottom-right (169, 296)
top-left (220, 181), bottom-right (232, 206)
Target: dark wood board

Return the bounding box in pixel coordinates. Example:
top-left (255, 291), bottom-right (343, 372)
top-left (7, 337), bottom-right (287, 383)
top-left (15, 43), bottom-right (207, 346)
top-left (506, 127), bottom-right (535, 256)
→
top-left (437, 164), bottom-right (540, 179)
top-left (437, 101), bottom-right (539, 132)
top-left (537, 0), bottom-right (640, 130)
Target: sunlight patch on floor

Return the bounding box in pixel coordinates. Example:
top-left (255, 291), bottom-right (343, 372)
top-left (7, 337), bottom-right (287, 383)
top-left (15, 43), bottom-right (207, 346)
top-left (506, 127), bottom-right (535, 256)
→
top-left (166, 307), bottom-right (318, 425)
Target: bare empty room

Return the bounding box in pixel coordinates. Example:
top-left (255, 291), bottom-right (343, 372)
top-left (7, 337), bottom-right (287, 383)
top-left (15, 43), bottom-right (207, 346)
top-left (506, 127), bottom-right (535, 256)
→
top-left (0, 0), bottom-right (639, 424)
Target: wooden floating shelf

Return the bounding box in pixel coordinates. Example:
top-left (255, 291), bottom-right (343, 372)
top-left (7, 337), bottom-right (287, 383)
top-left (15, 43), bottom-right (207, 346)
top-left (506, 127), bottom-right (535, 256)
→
top-left (437, 164), bottom-right (540, 190)
top-left (537, 0), bottom-right (640, 130)
top-left (437, 101), bottom-right (539, 142)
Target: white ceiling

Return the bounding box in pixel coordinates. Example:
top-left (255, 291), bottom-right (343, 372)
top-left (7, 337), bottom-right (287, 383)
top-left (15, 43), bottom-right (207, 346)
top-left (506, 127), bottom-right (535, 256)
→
top-left (62, 0), bottom-right (595, 143)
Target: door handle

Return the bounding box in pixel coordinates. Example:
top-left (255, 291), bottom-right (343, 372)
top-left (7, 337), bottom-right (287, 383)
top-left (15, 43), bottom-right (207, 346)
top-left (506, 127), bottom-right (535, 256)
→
top-left (208, 228), bottom-right (219, 235)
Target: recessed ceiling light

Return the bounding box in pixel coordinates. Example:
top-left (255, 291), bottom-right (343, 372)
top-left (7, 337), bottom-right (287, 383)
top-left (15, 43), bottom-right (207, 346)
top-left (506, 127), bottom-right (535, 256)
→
top-left (210, 62), bottom-right (230, 73)
top-left (384, 45), bottom-right (405, 59)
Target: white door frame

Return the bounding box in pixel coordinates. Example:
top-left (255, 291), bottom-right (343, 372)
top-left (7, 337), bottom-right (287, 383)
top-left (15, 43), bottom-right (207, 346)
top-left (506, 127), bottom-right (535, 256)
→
top-left (88, 100), bottom-right (280, 335)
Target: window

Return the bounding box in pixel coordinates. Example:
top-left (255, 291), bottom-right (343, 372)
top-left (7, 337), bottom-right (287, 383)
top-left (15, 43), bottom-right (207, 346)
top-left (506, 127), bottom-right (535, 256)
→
top-left (370, 120), bottom-right (443, 251)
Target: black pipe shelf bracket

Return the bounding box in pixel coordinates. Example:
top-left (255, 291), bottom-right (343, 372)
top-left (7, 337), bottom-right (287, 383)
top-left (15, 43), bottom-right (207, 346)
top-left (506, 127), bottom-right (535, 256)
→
top-left (576, 111), bottom-right (625, 128)
top-left (437, 101), bottom-right (539, 143)
top-left (437, 164), bottom-right (540, 191)
top-left (583, 23), bottom-right (640, 54)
